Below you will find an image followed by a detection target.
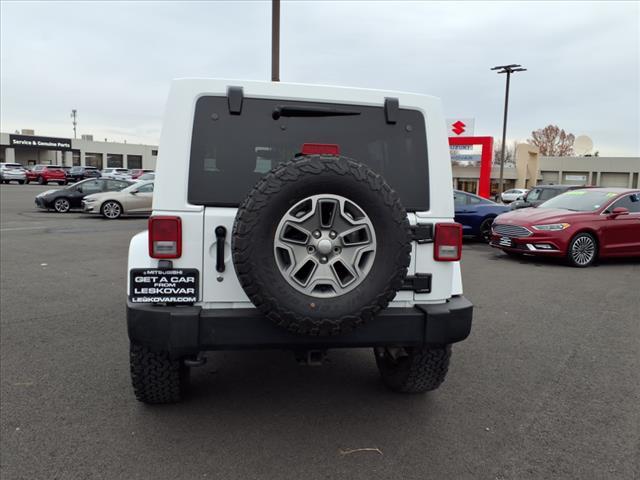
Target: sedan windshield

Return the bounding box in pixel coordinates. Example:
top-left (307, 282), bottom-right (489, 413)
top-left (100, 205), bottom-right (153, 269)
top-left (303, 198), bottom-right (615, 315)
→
top-left (539, 190), bottom-right (619, 212)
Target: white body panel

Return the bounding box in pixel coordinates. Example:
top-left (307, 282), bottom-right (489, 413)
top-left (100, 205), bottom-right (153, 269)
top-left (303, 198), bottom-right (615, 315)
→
top-left (130, 78), bottom-right (463, 308)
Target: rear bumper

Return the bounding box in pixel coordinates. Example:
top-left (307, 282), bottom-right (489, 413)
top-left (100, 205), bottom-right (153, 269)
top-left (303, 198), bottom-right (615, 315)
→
top-left (1, 173), bottom-right (26, 180)
top-left (127, 296), bottom-right (473, 357)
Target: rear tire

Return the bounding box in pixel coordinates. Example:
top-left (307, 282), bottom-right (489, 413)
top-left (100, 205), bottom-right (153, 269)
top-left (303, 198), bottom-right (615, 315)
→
top-left (18, 180), bottom-right (25, 185)
top-left (37, 176), bottom-right (45, 185)
top-left (129, 343), bottom-right (189, 404)
top-left (375, 345), bottom-right (451, 393)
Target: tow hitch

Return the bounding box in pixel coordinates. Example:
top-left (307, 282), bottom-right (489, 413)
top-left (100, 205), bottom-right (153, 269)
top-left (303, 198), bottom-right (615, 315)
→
top-left (184, 353), bottom-right (207, 367)
top-left (294, 349), bottom-right (327, 366)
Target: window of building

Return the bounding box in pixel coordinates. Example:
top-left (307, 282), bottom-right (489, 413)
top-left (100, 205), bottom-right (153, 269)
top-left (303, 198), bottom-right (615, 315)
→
top-left (127, 155), bottom-right (142, 169)
top-left (72, 150), bottom-right (81, 166)
top-left (85, 153), bottom-right (103, 169)
top-left (107, 154), bottom-right (123, 168)
top-left (151, 149), bottom-right (158, 156)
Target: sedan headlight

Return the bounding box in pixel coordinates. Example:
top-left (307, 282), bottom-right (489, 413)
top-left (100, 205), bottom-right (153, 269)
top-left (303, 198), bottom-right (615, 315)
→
top-left (84, 197), bottom-right (97, 203)
top-left (532, 223), bottom-right (570, 231)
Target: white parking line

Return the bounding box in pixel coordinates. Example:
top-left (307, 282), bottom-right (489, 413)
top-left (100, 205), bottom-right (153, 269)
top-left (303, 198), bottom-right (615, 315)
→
top-left (0, 226), bottom-right (48, 232)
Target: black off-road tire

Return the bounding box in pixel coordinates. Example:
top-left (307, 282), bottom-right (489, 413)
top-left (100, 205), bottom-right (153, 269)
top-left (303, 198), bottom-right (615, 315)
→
top-left (130, 343), bottom-right (189, 404)
top-left (375, 345), bottom-right (452, 393)
top-left (232, 155), bottom-right (411, 337)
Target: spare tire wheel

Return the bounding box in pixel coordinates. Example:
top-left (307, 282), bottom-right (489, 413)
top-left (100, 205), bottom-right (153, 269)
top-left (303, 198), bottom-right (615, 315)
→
top-left (232, 155), bottom-right (411, 336)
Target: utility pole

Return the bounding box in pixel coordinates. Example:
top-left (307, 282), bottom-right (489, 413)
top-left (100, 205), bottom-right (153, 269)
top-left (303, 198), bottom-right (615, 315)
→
top-left (70, 109), bottom-right (78, 139)
top-left (491, 64), bottom-right (526, 197)
top-left (271, 0), bottom-right (280, 82)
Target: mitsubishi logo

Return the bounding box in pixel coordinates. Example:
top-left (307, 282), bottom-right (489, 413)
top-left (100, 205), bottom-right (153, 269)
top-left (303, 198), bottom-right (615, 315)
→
top-left (452, 121), bottom-right (466, 135)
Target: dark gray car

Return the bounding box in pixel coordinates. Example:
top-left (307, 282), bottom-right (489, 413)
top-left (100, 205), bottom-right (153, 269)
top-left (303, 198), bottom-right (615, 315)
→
top-left (510, 184), bottom-right (589, 210)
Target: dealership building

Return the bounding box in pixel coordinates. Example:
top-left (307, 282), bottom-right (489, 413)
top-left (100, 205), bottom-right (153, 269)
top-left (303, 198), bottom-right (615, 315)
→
top-left (2, 129), bottom-right (638, 193)
top-left (452, 149), bottom-right (640, 194)
top-left (0, 131), bottom-right (157, 170)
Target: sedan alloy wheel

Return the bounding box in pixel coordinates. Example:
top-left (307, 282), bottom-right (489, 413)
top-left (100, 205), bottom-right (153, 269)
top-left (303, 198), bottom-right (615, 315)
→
top-left (54, 198), bottom-right (71, 213)
top-left (102, 201), bottom-right (122, 219)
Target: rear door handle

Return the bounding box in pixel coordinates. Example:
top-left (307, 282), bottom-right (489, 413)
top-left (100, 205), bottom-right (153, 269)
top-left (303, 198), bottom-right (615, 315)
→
top-left (215, 226), bottom-right (227, 272)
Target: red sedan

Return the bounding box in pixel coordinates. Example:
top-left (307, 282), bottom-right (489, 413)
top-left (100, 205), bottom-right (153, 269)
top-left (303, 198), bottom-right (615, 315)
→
top-left (490, 188), bottom-right (640, 267)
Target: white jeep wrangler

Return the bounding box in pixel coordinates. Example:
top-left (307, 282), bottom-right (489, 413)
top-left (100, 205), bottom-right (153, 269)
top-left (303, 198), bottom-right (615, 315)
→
top-left (127, 79), bottom-right (473, 404)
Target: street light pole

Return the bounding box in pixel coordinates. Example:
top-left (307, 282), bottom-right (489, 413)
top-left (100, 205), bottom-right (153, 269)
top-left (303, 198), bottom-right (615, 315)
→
top-left (70, 109), bottom-right (77, 139)
top-left (491, 64), bottom-right (526, 197)
top-left (271, 0), bottom-right (280, 82)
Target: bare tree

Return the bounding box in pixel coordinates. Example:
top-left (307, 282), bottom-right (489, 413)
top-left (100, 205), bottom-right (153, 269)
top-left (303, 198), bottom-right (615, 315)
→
top-left (493, 140), bottom-right (518, 166)
top-left (528, 125), bottom-right (575, 156)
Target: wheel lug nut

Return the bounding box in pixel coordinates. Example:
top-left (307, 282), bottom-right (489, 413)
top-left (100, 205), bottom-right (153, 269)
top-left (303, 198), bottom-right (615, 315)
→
top-left (313, 230), bottom-right (321, 238)
top-left (329, 231), bottom-right (337, 239)
top-left (320, 256), bottom-right (328, 263)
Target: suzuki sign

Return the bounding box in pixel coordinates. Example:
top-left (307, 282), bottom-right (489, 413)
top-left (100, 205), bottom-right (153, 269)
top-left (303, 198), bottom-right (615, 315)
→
top-left (446, 118), bottom-right (475, 137)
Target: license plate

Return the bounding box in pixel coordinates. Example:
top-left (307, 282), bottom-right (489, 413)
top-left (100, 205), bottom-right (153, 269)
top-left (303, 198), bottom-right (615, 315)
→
top-left (129, 268), bottom-right (199, 304)
top-left (499, 236), bottom-right (513, 247)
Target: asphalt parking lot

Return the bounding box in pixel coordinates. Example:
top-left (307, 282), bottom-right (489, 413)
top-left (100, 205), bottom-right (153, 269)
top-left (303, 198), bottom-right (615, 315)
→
top-left (1, 183), bottom-right (638, 480)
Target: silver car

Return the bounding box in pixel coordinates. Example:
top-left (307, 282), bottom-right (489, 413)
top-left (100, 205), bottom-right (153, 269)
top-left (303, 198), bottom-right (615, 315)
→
top-left (82, 180), bottom-right (154, 219)
top-left (0, 163), bottom-right (27, 184)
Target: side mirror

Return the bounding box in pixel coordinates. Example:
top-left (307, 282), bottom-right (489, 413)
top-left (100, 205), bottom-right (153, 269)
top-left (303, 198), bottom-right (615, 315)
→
top-left (609, 207), bottom-right (629, 218)
top-left (130, 190), bottom-right (138, 195)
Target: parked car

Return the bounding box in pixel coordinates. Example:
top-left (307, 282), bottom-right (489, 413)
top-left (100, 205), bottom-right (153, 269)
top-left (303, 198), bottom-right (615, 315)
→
top-left (490, 188), bottom-right (640, 267)
top-left (0, 163), bottom-right (27, 184)
top-left (454, 190), bottom-right (510, 242)
top-left (25, 165), bottom-right (67, 185)
top-left (67, 166), bottom-right (101, 183)
top-left (130, 169), bottom-right (154, 179)
top-left (83, 180), bottom-right (153, 219)
top-left (501, 188), bottom-right (528, 203)
top-left (101, 168), bottom-right (132, 180)
top-left (125, 78), bottom-right (473, 404)
top-left (510, 184), bottom-right (587, 210)
top-left (34, 178), bottom-right (133, 213)
top-left (135, 172), bottom-right (155, 182)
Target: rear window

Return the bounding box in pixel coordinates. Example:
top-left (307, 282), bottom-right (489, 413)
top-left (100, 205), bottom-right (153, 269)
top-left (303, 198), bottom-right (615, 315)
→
top-left (188, 96), bottom-right (429, 210)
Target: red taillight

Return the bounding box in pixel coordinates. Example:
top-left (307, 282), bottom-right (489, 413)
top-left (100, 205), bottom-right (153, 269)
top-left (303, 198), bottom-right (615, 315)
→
top-left (434, 223), bottom-right (463, 261)
top-left (301, 143), bottom-right (340, 156)
top-left (149, 216), bottom-right (182, 258)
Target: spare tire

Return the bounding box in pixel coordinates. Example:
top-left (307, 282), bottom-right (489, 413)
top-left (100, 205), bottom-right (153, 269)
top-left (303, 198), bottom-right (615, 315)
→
top-left (232, 155), bottom-right (411, 336)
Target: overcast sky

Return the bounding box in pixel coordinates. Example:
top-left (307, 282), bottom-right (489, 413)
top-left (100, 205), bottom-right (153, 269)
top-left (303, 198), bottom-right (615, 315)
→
top-left (1, 1), bottom-right (638, 156)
